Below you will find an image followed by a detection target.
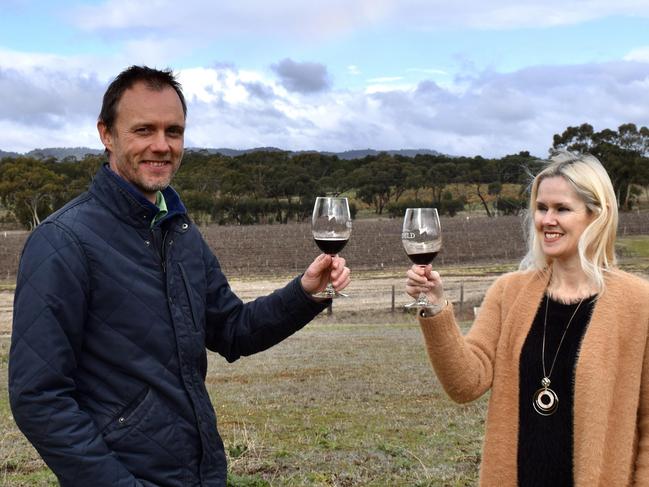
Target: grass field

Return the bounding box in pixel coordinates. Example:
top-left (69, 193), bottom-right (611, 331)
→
top-left (0, 317), bottom-right (485, 487)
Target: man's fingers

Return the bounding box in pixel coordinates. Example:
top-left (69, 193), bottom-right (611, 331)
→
top-left (308, 254), bottom-right (332, 275)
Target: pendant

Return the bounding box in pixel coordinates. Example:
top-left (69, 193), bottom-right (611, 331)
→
top-left (533, 377), bottom-right (558, 416)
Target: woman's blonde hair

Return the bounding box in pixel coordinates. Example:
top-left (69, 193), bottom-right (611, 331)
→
top-left (520, 150), bottom-right (618, 291)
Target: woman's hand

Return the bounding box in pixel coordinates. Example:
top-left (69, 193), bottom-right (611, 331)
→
top-left (406, 264), bottom-right (445, 305)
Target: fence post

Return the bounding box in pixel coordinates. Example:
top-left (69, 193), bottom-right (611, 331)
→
top-left (459, 282), bottom-right (464, 317)
top-left (391, 285), bottom-right (395, 313)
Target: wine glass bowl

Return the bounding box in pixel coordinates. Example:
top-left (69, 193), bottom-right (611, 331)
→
top-left (402, 208), bottom-right (442, 308)
top-left (312, 197), bottom-right (352, 298)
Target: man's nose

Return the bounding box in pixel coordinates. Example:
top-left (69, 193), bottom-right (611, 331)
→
top-left (151, 131), bottom-right (171, 153)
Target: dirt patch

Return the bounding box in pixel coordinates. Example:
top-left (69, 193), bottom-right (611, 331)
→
top-left (0, 292), bottom-right (12, 335)
top-left (230, 271), bottom-right (495, 316)
top-left (0, 271), bottom-right (497, 335)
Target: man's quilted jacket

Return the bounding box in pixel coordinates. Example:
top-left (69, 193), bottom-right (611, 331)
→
top-left (8, 164), bottom-right (328, 486)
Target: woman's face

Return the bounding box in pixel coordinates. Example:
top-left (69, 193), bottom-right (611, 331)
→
top-left (534, 176), bottom-right (595, 264)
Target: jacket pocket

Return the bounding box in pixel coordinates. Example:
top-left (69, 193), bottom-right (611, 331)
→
top-left (101, 387), bottom-right (152, 440)
top-left (100, 387), bottom-right (191, 482)
top-left (178, 262), bottom-right (201, 332)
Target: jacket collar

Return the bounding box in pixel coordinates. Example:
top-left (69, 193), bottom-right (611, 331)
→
top-left (90, 163), bottom-right (187, 229)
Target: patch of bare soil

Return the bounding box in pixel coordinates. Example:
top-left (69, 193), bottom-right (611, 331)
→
top-left (0, 292), bottom-right (12, 335)
top-left (226, 271), bottom-right (496, 324)
top-left (0, 272), bottom-right (498, 335)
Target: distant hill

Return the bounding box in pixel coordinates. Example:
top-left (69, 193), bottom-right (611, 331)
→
top-left (186, 147), bottom-right (286, 157)
top-left (0, 147), bottom-right (103, 161)
top-left (321, 148), bottom-right (442, 160)
top-left (0, 146), bottom-right (442, 162)
top-left (0, 149), bottom-right (20, 159)
top-left (185, 147), bottom-right (442, 159)
top-left (27, 147), bottom-right (104, 160)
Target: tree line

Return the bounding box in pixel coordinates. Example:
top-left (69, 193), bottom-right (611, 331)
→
top-left (1, 123), bottom-right (649, 229)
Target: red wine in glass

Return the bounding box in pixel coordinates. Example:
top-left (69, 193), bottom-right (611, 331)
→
top-left (311, 197), bottom-right (352, 298)
top-left (406, 251), bottom-right (439, 266)
top-left (314, 237), bottom-right (349, 256)
top-left (402, 208), bottom-right (442, 308)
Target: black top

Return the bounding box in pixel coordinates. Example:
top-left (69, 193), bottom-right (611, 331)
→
top-left (518, 294), bottom-right (596, 486)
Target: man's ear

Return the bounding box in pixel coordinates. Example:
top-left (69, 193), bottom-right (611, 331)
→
top-left (97, 121), bottom-right (113, 152)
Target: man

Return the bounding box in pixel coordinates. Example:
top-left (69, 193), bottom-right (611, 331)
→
top-left (9, 65), bottom-right (350, 486)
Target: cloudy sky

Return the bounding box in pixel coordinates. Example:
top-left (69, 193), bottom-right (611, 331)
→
top-left (2, 0), bottom-right (649, 157)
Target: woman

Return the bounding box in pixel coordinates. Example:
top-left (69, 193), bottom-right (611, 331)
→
top-left (406, 151), bottom-right (649, 486)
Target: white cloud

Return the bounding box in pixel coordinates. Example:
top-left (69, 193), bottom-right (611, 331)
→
top-left (120, 37), bottom-right (193, 69)
top-left (366, 76), bottom-right (404, 83)
top-left (71, 0), bottom-right (649, 39)
top-left (178, 60), bottom-right (649, 157)
top-left (0, 61), bottom-right (105, 124)
top-left (624, 46), bottom-right (649, 62)
top-left (1, 56), bottom-right (649, 158)
top-left (407, 68), bottom-right (449, 76)
top-left (73, 0), bottom-right (391, 39)
top-left (0, 119), bottom-right (101, 153)
top-left (385, 0), bottom-right (649, 30)
top-left (0, 48), bottom-right (88, 73)
top-left (347, 65), bottom-right (361, 76)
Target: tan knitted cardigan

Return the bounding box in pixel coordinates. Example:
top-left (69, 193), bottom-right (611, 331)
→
top-left (418, 268), bottom-right (649, 486)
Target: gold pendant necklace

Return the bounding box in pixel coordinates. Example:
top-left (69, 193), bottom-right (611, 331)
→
top-left (532, 295), bottom-right (585, 416)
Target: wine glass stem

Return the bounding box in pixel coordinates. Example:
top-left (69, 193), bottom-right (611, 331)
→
top-left (416, 265), bottom-right (429, 305)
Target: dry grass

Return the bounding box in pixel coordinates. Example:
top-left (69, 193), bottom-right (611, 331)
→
top-left (207, 318), bottom-right (486, 486)
top-left (0, 301), bottom-right (487, 486)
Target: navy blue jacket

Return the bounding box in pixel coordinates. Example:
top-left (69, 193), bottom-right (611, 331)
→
top-left (9, 164), bottom-right (328, 486)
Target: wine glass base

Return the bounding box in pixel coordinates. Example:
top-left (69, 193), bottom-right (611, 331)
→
top-left (404, 299), bottom-right (430, 309)
top-left (312, 290), bottom-right (348, 299)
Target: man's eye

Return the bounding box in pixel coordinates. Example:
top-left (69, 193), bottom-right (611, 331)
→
top-left (167, 127), bottom-right (184, 137)
top-left (135, 127), bottom-right (150, 134)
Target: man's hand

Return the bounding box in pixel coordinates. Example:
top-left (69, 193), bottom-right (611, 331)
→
top-left (301, 254), bottom-right (351, 297)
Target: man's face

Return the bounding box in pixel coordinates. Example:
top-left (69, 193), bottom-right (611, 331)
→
top-left (97, 81), bottom-right (185, 203)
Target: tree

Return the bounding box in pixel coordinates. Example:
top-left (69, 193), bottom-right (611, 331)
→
top-left (350, 154), bottom-right (405, 214)
top-left (427, 162), bottom-right (457, 205)
top-left (552, 123), bottom-right (596, 153)
top-left (552, 123), bottom-right (649, 210)
top-left (0, 157), bottom-right (66, 228)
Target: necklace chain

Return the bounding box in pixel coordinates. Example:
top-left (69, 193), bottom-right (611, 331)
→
top-left (533, 294), bottom-right (587, 416)
top-left (541, 294), bottom-right (585, 381)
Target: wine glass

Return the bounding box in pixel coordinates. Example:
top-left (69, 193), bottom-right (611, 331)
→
top-left (311, 196), bottom-right (352, 298)
top-left (402, 208), bottom-right (442, 308)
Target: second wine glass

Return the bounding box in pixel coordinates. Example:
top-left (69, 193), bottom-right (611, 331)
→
top-left (402, 208), bottom-right (442, 308)
top-left (311, 196), bottom-right (352, 298)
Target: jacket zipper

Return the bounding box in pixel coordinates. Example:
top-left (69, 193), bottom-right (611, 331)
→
top-left (162, 230), bottom-right (171, 273)
top-left (179, 263), bottom-right (200, 331)
top-left (150, 227), bottom-right (169, 273)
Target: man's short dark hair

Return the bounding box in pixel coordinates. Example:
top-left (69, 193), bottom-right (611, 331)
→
top-left (99, 65), bottom-right (187, 131)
